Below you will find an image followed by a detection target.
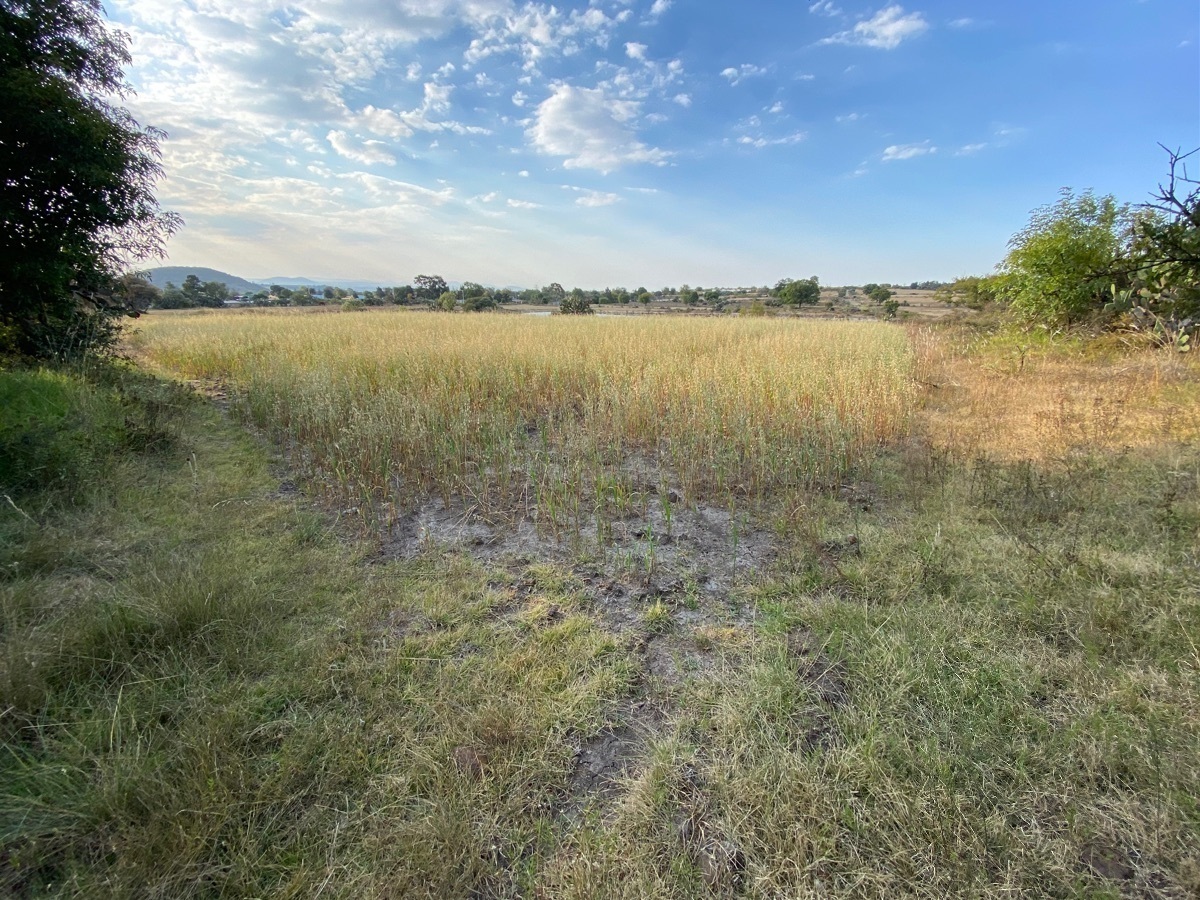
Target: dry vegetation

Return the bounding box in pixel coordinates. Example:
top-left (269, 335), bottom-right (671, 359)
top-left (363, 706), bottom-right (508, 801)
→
top-left (3, 311), bottom-right (1199, 898)
top-left (132, 309), bottom-right (916, 532)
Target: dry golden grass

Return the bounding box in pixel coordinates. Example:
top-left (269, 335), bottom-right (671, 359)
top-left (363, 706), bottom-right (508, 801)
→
top-left (911, 326), bottom-right (1200, 460)
top-left (132, 308), bottom-right (917, 529)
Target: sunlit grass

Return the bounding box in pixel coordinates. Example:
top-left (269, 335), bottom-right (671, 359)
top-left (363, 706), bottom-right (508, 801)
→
top-left (133, 309), bottom-right (917, 528)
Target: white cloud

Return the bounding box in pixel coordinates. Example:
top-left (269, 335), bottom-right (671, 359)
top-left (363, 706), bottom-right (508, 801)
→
top-left (573, 189), bottom-right (621, 207)
top-left (649, 0), bottom-right (672, 16)
top-left (405, 62), bottom-right (423, 81)
top-left (625, 42), bottom-right (648, 60)
top-left (476, 191), bottom-right (500, 202)
top-left (512, 91), bottom-right (528, 107)
top-left (822, 5), bottom-right (929, 49)
top-left (809, 1), bottom-right (842, 16)
top-left (766, 101), bottom-right (784, 114)
top-left (949, 18), bottom-right (975, 28)
top-left (956, 142), bottom-right (987, 155)
top-left (464, 2), bottom-right (627, 71)
top-left (338, 171), bottom-right (453, 206)
top-left (882, 141), bottom-right (936, 161)
top-left (835, 112), bottom-right (863, 123)
top-left (326, 130), bottom-right (396, 165)
top-left (721, 64), bottom-right (767, 85)
top-left (528, 83), bottom-right (671, 173)
top-left (518, 170), bottom-right (530, 177)
top-left (507, 198), bottom-right (540, 208)
top-left (673, 93), bottom-right (692, 107)
top-left (737, 132), bottom-right (807, 149)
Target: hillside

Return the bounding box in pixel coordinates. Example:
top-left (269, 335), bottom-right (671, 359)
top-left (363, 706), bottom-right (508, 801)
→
top-left (144, 266), bottom-right (263, 294)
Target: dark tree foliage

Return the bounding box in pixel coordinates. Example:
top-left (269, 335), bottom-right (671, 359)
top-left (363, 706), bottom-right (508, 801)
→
top-left (1108, 147), bottom-right (1200, 336)
top-left (559, 292), bottom-right (593, 314)
top-left (0, 0), bottom-right (180, 359)
top-left (413, 274), bottom-right (448, 300)
top-left (774, 276), bottom-right (820, 305)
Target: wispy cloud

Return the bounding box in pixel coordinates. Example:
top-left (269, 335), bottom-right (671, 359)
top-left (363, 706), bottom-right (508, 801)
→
top-left (882, 140), bottom-right (936, 160)
top-left (507, 198), bottom-right (540, 209)
top-left (822, 5), bottom-right (929, 50)
top-left (955, 142), bottom-right (987, 156)
top-left (327, 131), bottom-right (395, 166)
top-left (570, 188), bottom-right (621, 207)
top-left (809, 2), bottom-right (842, 17)
top-left (737, 132), bottom-right (807, 149)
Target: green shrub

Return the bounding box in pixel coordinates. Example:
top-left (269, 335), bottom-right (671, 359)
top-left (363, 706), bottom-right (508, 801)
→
top-left (0, 369), bottom-right (123, 497)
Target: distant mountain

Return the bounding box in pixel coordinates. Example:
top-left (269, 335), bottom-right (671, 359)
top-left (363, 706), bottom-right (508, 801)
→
top-left (263, 276), bottom-right (400, 291)
top-left (144, 267), bottom-right (263, 294)
top-left (260, 276), bottom-right (323, 287)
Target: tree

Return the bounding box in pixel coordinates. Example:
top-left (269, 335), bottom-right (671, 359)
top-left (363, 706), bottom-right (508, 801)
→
top-left (156, 280), bottom-right (189, 309)
top-left (414, 274), bottom-right (448, 300)
top-left (543, 282), bottom-right (566, 305)
top-left (560, 292), bottom-right (593, 315)
top-left (436, 291), bottom-right (457, 311)
top-left (0, 0), bottom-right (180, 359)
top-left (998, 188), bottom-right (1132, 326)
top-left (201, 280), bottom-right (229, 307)
top-left (1107, 146), bottom-right (1200, 337)
top-left (776, 277), bottom-right (820, 305)
top-left (865, 284), bottom-right (893, 305)
top-left (935, 275), bottom-right (1000, 310)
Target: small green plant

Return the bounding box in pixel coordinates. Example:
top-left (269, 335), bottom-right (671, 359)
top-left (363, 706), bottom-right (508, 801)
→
top-left (341, 298), bottom-right (366, 312)
top-left (644, 598), bottom-right (671, 632)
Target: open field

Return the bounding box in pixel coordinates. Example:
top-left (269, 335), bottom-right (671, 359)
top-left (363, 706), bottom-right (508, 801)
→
top-left (3, 314), bottom-right (1199, 897)
top-left (131, 309), bottom-right (917, 528)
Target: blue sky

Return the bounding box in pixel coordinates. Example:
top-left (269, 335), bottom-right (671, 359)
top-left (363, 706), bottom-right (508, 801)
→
top-left (109, 0), bottom-right (1199, 288)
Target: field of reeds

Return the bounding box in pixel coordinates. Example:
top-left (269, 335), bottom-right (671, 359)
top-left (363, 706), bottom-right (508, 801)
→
top-left (132, 309), bottom-right (917, 532)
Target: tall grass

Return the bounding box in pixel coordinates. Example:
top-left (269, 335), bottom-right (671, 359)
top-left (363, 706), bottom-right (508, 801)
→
top-left (133, 310), bottom-right (917, 529)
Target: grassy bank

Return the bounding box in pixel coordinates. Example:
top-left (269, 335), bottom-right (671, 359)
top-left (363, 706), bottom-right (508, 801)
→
top-left (2, 321), bottom-right (1198, 897)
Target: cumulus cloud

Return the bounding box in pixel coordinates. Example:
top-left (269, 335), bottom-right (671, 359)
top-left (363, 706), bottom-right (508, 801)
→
top-left (882, 141), bottom-right (936, 160)
top-left (528, 83), bottom-right (671, 173)
top-left (673, 93), bottom-right (692, 107)
top-left (625, 41), bottom-right (648, 60)
top-left (649, 0), bottom-right (672, 16)
top-left (464, 2), bottom-right (628, 71)
top-left (822, 5), bottom-right (929, 49)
